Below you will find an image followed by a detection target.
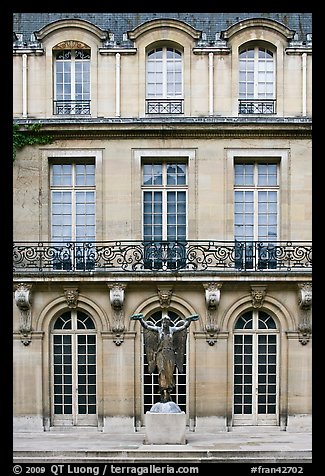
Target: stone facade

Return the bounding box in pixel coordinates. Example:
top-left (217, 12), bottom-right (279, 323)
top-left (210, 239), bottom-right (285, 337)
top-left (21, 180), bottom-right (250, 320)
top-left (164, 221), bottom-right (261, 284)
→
top-left (13, 13), bottom-right (312, 433)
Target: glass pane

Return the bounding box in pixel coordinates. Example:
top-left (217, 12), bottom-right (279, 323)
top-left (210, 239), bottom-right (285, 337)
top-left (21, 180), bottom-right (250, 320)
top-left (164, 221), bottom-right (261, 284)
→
top-left (52, 165), bottom-right (72, 186)
top-left (54, 313), bottom-right (72, 329)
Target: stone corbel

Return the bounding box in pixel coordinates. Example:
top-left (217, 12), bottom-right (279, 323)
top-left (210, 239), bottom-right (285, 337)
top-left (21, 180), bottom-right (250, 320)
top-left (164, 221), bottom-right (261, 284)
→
top-left (203, 283), bottom-right (222, 345)
top-left (250, 285), bottom-right (267, 308)
top-left (14, 283), bottom-right (32, 345)
top-left (297, 283), bottom-right (312, 345)
top-left (64, 287), bottom-right (79, 308)
top-left (108, 283), bottom-right (127, 345)
top-left (157, 286), bottom-right (173, 309)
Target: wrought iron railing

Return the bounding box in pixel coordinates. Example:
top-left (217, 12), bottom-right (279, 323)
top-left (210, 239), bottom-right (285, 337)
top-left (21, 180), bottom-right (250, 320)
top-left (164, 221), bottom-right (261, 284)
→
top-left (53, 100), bottom-right (91, 115)
top-left (146, 99), bottom-right (184, 114)
top-left (13, 241), bottom-right (312, 273)
top-left (238, 99), bottom-right (276, 114)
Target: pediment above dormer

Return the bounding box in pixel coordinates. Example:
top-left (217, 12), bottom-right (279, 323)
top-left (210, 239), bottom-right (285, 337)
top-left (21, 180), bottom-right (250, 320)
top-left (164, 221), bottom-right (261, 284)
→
top-left (127, 18), bottom-right (201, 42)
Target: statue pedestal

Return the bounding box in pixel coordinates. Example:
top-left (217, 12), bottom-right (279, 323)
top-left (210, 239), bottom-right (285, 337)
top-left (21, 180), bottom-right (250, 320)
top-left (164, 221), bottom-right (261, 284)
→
top-left (144, 403), bottom-right (186, 444)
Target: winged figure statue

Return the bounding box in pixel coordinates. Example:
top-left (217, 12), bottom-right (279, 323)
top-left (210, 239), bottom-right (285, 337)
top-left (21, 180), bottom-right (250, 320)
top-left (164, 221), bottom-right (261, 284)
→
top-left (130, 312), bottom-right (199, 403)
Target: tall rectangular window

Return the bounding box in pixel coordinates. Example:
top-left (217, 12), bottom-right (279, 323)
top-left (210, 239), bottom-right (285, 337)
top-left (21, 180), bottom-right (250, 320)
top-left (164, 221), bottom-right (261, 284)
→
top-left (239, 47), bottom-right (275, 114)
top-left (142, 161), bottom-right (187, 269)
top-left (51, 162), bottom-right (96, 242)
top-left (146, 47), bottom-right (183, 114)
top-left (234, 162), bottom-right (278, 269)
top-left (54, 49), bottom-right (91, 115)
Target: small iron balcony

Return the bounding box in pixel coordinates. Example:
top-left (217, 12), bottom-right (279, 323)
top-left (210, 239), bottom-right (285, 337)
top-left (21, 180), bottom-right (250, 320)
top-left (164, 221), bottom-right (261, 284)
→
top-left (239, 99), bottom-right (276, 114)
top-left (53, 100), bottom-right (91, 115)
top-left (13, 240), bottom-right (312, 273)
top-left (146, 99), bottom-right (184, 114)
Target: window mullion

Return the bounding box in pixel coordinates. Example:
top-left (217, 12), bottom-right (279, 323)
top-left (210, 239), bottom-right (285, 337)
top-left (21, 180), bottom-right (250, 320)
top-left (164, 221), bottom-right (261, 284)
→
top-left (162, 48), bottom-right (167, 98)
top-left (71, 311), bottom-right (77, 422)
top-left (71, 164), bottom-right (77, 242)
top-left (254, 48), bottom-right (259, 98)
top-left (162, 163), bottom-right (167, 240)
top-left (71, 333), bottom-right (78, 423)
top-left (252, 331), bottom-right (258, 422)
top-left (71, 51), bottom-right (76, 101)
top-left (253, 164), bottom-right (259, 241)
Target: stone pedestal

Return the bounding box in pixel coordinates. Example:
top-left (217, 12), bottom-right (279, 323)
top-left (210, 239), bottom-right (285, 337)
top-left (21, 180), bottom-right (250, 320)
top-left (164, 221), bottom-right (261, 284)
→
top-left (145, 410), bottom-right (186, 444)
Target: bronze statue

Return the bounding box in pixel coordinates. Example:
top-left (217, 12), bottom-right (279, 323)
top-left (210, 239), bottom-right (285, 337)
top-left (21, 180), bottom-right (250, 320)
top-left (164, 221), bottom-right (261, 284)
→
top-left (130, 312), bottom-right (199, 403)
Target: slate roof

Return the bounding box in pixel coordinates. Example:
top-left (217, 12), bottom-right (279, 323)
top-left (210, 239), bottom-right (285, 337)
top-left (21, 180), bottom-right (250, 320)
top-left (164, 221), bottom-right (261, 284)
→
top-left (13, 12), bottom-right (312, 44)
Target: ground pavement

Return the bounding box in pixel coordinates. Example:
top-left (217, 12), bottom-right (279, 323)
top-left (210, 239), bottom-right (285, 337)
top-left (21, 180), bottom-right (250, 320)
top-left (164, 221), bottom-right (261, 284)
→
top-left (13, 427), bottom-right (312, 464)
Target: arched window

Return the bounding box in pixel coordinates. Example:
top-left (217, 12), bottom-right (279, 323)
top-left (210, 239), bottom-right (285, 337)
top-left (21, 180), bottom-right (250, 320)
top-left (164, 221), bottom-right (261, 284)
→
top-left (233, 310), bottom-right (279, 426)
top-left (146, 47), bottom-right (183, 114)
top-left (51, 310), bottom-right (97, 427)
top-left (143, 311), bottom-right (187, 413)
top-left (239, 46), bottom-right (275, 114)
top-left (54, 46), bottom-right (91, 115)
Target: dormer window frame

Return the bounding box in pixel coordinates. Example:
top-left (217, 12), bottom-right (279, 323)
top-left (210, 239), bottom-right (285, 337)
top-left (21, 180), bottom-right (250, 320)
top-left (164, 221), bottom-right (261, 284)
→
top-left (146, 45), bottom-right (184, 115)
top-left (238, 43), bottom-right (276, 115)
top-left (53, 41), bottom-right (91, 116)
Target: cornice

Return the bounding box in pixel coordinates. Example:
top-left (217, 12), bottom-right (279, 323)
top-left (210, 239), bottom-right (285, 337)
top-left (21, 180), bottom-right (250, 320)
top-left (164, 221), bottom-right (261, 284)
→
top-left (192, 47), bottom-right (230, 55)
top-left (12, 273), bottom-right (312, 284)
top-left (285, 47), bottom-right (312, 55)
top-left (14, 117), bottom-right (312, 140)
top-left (13, 48), bottom-right (44, 56)
top-left (99, 47), bottom-right (137, 55)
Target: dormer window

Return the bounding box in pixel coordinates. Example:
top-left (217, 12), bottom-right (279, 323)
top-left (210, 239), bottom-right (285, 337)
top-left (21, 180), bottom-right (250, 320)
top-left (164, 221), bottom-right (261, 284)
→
top-left (238, 46), bottom-right (276, 114)
top-left (54, 45), bottom-right (91, 115)
top-left (146, 47), bottom-right (183, 114)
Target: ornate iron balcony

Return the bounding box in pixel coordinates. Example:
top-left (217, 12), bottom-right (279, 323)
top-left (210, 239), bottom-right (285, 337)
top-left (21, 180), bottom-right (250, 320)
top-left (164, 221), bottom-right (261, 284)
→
top-left (239, 99), bottom-right (276, 114)
top-left (53, 100), bottom-right (91, 115)
top-left (146, 99), bottom-right (184, 114)
top-left (13, 240), bottom-right (312, 273)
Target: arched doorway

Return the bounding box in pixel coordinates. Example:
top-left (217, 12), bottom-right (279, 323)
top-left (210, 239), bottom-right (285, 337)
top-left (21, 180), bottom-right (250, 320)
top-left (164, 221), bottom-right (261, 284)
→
top-left (142, 310), bottom-right (187, 414)
top-left (51, 310), bottom-right (97, 426)
top-left (233, 309), bottom-right (279, 426)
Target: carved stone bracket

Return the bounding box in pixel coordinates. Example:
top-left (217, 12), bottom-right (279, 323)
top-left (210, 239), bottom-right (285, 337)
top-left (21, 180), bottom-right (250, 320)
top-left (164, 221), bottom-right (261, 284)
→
top-left (203, 283), bottom-right (222, 345)
top-left (297, 322), bottom-right (312, 345)
top-left (298, 282), bottom-right (312, 309)
top-left (250, 285), bottom-right (267, 308)
top-left (157, 286), bottom-right (173, 309)
top-left (112, 334), bottom-right (124, 346)
top-left (14, 283), bottom-right (32, 346)
top-left (64, 287), bottom-right (79, 308)
top-left (108, 283), bottom-right (127, 345)
top-left (297, 283), bottom-right (312, 345)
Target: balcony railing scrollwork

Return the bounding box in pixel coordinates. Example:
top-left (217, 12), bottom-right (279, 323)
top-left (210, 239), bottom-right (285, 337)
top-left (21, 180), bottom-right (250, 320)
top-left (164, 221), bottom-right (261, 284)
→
top-left (13, 240), bottom-right (312, 273)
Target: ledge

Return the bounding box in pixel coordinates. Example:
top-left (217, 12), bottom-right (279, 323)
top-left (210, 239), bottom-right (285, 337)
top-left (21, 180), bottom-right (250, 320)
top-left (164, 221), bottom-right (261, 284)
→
top-left (13, 116), bottom-right (312, 140)
top-left (12, 273), bottom-right (312, 284)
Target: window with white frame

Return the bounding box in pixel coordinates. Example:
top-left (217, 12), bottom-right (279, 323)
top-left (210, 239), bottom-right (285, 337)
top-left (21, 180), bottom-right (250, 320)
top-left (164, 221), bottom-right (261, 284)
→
top-left (234, 162), bottom-right (278, 269)
top-left (239, 46), bottom-right (275, 114)
top-left (146, 47), bottom-right (183, 113)
top-left (233, 310), bottom-right (279, 426)
top-left (54, 48), bottom-right (91, 115)
top-left (50, 161), bottom-right (96, 270)
top-left (52, 310), bottom-right (97, 426)
top-left (142, 161), bottom-right (187, 269)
